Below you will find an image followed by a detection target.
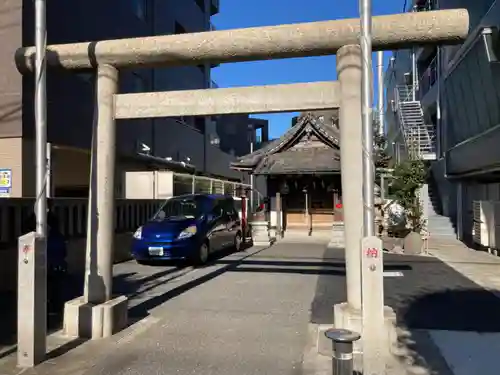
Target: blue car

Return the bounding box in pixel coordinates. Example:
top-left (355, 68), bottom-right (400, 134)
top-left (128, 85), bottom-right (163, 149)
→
top-left (131, 194), bottom-right (243, 265)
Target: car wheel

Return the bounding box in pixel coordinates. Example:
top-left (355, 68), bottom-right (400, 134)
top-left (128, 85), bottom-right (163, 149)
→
top-left (233, 232), bottom-right (242, 252)
top-left (195, 241), bottom-right (209, 266)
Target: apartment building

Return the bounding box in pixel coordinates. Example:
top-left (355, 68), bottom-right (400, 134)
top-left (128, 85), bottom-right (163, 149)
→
top-left (215, 115), bottom-right (269, 157)
top-left (0, 0), bottom-right (259, 198)
top-left (385, 0), bottom-right (500, 241)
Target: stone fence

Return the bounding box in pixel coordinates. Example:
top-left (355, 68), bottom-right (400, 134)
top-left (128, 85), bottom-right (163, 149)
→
top-left (0, 198), bottom-right (161, 292)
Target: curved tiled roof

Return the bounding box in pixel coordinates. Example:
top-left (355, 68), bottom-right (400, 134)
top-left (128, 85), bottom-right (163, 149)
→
top-left (253, 147), bottom-right (341, 175)
top-left (231, 112), bottom-right (340, 171)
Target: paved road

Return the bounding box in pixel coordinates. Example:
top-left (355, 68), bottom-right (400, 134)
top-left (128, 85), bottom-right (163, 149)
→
top-left (3, 238), bottom-right (500, 374)
top-left (309, 246), bottom-right (500, 331)
top-left (78, 242), bottom-right (332, 375)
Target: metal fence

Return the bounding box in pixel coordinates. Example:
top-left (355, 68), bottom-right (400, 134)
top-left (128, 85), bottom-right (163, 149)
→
top-left (172, 173), bottom-right (262, 204)
top-left (0, 174), bottom-right (263, 245)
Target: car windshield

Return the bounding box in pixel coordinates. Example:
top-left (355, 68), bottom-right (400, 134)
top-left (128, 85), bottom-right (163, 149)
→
top-left (153, 196), bottom-right (202, 220)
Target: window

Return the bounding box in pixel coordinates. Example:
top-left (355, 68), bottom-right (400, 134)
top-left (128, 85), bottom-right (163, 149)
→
top-left (194, 0), bottom-right (205, 11)
top-left (211, 199), bottom-right (238, 220)
top-left (155, 196), bottom-right (203, 220)
top-left (223, 199), bottom-right (239, 220)
top-left (133, 0), bottom-right (147, 20)
top-left (211, 201), bottom-right (225, 218)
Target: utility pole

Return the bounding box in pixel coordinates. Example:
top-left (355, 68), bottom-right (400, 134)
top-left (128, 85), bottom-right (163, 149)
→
top-left (360, 0), bottom-right (374, 237)
top-left (35, 0), bottom-right (48, 234)
top-left (249, 124), bottom-right (254, 212)
top-left (360, 0), bottom-right (385, 373)
top-left (18, 0), bottom-right (48, 367)
top-left (376, 51), bottom-right (384, 136)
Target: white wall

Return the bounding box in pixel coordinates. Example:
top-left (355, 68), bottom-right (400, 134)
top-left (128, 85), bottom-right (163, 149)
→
top-left (124, 171), bottom-right (174, 199)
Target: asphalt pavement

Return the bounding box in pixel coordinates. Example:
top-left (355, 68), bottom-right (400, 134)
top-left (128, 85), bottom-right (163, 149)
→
top-left (76, 243), bottom-right (328, 375)
top-left (2, 238), bottom-right (500, 374)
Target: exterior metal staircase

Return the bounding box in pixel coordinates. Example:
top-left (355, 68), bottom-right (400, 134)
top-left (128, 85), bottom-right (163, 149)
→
top-left (395, 85), bottom-right (436, 160)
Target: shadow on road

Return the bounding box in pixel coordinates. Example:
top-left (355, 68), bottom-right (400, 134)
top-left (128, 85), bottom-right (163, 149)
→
top-left (0, 243), bottom-right (256, 360)
top-left (310, 246), bottom-right (500, 374)
top-left (126, 243), bottom-right (257, 319)
top-left (215, 257), bottom-right (411, 276)
top-left (0, 273), bottom-right (85, 359)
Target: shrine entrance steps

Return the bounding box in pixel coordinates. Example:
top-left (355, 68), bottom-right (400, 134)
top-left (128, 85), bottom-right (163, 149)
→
top-left (280, 225), bottom-right (332, 244)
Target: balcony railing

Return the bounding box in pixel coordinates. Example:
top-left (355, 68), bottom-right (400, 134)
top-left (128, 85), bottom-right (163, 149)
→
top-left (419, 56), bottom-right (438, 98)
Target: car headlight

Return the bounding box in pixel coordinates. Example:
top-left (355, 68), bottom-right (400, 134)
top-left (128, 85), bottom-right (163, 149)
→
top-left (133, 227), bottom-right (142, 239)
top-left (178, 225), bottom-right (197, 239)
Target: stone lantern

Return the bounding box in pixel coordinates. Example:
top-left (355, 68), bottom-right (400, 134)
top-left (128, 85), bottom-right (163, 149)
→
top-left (249, 193), bottom-right (271, 246)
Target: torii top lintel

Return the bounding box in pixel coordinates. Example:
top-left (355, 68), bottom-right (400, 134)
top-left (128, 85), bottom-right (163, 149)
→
top-left (15, 9), bottom-right (468, 73)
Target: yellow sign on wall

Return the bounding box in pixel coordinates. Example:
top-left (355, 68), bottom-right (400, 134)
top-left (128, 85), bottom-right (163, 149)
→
top-left (0, 169), bottom-right (12, 189)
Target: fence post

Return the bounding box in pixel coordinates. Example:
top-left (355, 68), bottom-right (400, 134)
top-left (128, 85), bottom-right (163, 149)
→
top-left (17, 232), bottom-right (46, 367)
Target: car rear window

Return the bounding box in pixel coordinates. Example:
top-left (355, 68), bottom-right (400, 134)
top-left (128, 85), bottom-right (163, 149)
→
top-left (233, 200), bottom-right (242, 213)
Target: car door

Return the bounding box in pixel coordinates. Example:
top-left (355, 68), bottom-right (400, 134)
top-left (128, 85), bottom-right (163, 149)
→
top-left (221, 198), bottom-right (240, 247)
top-left (208, 200), bottom-right (227, 252)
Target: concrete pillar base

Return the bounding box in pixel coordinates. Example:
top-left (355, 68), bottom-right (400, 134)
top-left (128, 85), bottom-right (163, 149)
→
top-left (63, 295), bottom-right (128, 339)
top-left (251, 221), bottom-right (272, 246)
top-left (317, 303), bottom-right (397, 357)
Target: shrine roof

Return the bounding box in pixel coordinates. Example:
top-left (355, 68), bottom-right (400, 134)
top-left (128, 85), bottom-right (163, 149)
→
top-left (230, 110), bottom-right (341, 174)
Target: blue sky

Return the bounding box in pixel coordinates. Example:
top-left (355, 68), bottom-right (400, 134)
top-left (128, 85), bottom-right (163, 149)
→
top-left (211, 0), bottom-right (405, 139)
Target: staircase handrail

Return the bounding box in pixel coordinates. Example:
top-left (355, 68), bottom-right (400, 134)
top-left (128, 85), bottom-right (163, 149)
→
top-left (395, 87), bottom-right (436, 158)
top-left (395, 91), bottom-right (411, 154)
top-left (396, 85), bottom-right (417, 103)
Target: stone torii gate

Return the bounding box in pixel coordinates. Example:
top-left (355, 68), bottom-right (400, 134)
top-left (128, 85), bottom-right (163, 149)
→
top-left (15, 7), bottom-right (468, 366)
